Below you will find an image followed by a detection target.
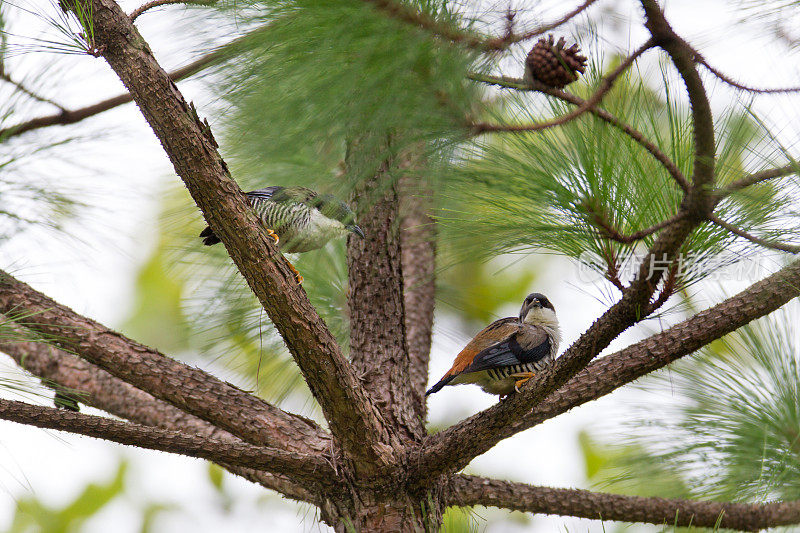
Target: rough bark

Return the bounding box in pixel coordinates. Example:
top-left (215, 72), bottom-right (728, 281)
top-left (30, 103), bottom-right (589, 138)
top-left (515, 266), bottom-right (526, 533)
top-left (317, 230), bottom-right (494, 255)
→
top-left (80, 0), bottom-right (396, 469)
top-left (404, 0), bottom-right (720, 483)
top-left (0, 271), bottom-right (327, 452)
top-left (3, 0), bottom-right (799, 531)
top-left (515, 257), bottom-right (800, 430)
top-left (347, 145), bottom-right (424, 444)
top-left (398, 170), bottom-right (436, 423)
top-left (0, 398), bottom-right (332, 485)
top-left (1, 334), bottom-right (320, 501)
top-left (451, 475), bottom-right (800, 531)
top-left (412, 259), bottom-right (800, 486)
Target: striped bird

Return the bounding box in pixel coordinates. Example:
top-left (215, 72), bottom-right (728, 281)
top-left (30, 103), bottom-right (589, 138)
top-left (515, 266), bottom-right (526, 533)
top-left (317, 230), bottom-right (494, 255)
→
top-left (200, 186), bottom-right (364, 282)
top-left (426, 293), bottom-right (561, 397)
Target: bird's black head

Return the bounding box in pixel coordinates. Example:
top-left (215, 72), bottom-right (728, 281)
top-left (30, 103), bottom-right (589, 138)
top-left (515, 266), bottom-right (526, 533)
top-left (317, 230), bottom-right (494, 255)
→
top-left (519, 292), bottom-right (555, 322)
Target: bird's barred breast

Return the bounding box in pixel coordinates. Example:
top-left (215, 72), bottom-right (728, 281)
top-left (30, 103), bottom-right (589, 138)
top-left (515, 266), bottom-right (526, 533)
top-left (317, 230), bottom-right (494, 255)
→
top-left (485, 360), bottom-right (549, 381)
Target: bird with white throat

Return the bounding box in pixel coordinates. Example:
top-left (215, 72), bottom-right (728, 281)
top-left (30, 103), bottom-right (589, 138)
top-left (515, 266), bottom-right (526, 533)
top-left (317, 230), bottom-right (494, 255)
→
top-left (426, 293), bottom-right (561, 398)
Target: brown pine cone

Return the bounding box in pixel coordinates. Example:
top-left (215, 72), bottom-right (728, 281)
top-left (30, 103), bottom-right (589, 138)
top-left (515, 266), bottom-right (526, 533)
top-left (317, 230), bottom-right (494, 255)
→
top-left (525, 35), bottom-right (587, 88)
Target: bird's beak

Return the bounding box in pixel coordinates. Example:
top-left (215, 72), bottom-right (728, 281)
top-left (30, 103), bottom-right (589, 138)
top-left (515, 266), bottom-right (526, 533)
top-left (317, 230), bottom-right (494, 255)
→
top-left (348, 225), bottom-right (365, 239)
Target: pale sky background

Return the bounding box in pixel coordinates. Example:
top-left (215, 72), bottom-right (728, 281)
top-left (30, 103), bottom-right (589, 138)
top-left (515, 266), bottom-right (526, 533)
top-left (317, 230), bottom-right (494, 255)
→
top-left (1, 0), bottom-right (799, 531)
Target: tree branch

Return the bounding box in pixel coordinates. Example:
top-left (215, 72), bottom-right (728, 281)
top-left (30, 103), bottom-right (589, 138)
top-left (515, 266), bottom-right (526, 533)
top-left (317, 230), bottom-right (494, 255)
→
top-left (410, 1), bottom-right (718, 483)
top-left (469, 73), bottom-right (691, 192)
top-left (699, 57), bottom-right (800, 94)
top-left (641, 0), bottom-right (715, 195)
top-left (589, 208), bottom-right (686, 244)
top-left (83, 0), bottom-right (396, 468)
top-left (719, 163), bottom-right (799, 195)
top-left (0, 72), bottom-right (68, 112)
top-left (362, 0), bottom-right (496, 51)
top-left (129, 0), bottom-right (210, 21)
top-left (0, 398), bottom-right (333, 486)
top-left (470, 40), bottom-right (654, 134)
top-left (363, 0), bottom-right (599, 51)
top-left (501, 0), bottom-right (600, 47)
top-left (511, 257), bottom-right (800, 436)
top-left (0, 332), bottom-right (323, 502)
top-left (709, 214), bottom-right (800, 253)
top-left (0, 271), bottom-right (327, 454)
top-left (0, 48), bottom-right (222, 140)
top-left (450, 475), bottom-right (800, 531)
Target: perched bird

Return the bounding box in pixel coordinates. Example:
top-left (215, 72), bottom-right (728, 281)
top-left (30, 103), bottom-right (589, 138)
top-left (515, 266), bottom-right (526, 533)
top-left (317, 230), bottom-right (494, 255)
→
top-left (200, 186), bottom-right (364, 283)
top-left (426, 293), bottom-right (561, 397)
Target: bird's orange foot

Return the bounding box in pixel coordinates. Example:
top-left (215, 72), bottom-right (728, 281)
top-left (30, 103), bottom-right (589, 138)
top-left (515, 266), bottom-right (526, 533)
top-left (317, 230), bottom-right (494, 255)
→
top-left (265, 228), bottom-right (279, 245)
top-left (287, 261), bottom-right (304, 284)
top-left (510, 371), bottom-right (536, 393)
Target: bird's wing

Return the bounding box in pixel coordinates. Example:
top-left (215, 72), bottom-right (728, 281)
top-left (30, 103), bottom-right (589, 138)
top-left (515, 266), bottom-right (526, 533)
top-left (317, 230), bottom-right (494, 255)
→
top-left (246, 186), bottom-right (283, 202)
top-left (460, 323), bottom-right (551, 375)
top-left (426, 318), bottom-right (518, 395)
top-left (445, 318), bottom-right (521, 376)
top-left (269, 186), bottom-right (318, 205)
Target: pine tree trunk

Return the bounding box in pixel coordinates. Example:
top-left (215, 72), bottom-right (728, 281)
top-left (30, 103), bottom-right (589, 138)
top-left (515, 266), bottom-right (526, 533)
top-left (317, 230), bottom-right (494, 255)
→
top-left (321, 487), bottom-right (445, 532)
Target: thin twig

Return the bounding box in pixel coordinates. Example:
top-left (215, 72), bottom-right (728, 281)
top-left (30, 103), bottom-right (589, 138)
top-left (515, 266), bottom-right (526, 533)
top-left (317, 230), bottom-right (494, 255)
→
top-left (364, 0), bottom-right (599, 51)
top-left (699, 57), bottom-right (800, 94)
top-left (592, 210), bottom-right (687, 244)
top-left (129, 0), bottom-right (210, 21)
top-left (0, 45), bottom-right (223, 140)
top-left (709, 214), bottom-right (800, 253)
top-left (363, 0), bottom-right (493, 50)
top-left (499, 0), bottom-right (600, 47)
top-left (470, 39), bottom-right (654, 134)
top-left (468, 73), bottom-right (691, 192)
top-left (720, 163), bottom-right (799, 195)
top-left (0, 72), bottom-right (68, 112)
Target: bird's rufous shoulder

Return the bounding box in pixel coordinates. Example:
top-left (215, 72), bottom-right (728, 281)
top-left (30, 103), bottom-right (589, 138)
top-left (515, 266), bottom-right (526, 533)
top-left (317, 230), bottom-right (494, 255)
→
top-left (445, 317), bottom-right (521, 377)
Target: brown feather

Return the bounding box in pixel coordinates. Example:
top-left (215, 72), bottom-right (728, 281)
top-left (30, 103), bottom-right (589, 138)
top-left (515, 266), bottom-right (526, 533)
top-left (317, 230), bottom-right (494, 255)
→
top-left (444, 317), bottom-right (520, 377)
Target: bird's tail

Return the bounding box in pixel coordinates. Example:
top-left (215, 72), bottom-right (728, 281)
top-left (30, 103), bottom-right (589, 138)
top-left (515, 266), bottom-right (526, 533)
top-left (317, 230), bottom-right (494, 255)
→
top-left (425, 375), bottom-right (454, 396)
top-left (199, 226), bottom-right (221, 246)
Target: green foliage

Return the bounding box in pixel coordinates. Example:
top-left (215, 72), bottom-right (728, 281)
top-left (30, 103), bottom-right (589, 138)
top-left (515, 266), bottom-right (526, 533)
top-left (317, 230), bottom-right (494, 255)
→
top-left (578, 430), bottom-right (690, 499)
top-left (8, 461), bottom-right (127, 533)
top-left (436, 252), bottom-right (541, 326)
top-left (589, 306), bottom-right (800, 502)
top-left (214, 0), bottom-right (477, 194)
top-left (123, 237), bottom-right (192, 353)
top-left (1, 0), bottom-right (96, 56)
top-left (0, 143), bottom-right (82, 244)
top-left (441, 506), bottom-right (480, 532)
top-left (122, 183), bottom-right (341, 405)
top-left (441, 60), bottom-right (792, 294)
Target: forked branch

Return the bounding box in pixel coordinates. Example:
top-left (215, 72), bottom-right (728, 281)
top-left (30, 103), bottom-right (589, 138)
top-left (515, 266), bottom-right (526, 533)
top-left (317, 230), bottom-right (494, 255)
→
top-left (469, 73), bottom-right (691, 191)
top-left (0, 271), bottom-right (327, 454)
top-left (1, 334), bottom-right (323, 501)
top-left (513, 257), bottom-right (800, 434)
top-left (84, 0), bottom-right (397, 468)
